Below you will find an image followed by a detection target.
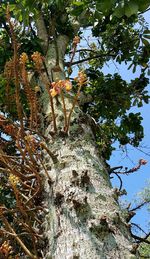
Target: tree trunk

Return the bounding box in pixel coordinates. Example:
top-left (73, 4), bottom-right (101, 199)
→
top-left (38, 40), bottom-right (137, 259)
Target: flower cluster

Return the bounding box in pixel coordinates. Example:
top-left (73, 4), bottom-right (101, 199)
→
top-left (4, 60), bottom-right (13, 79)
top-left (50, 79), bottom-right (72, 97)
top-left (24, 134), bottom-right (37, 152)
top-left (31, 51), bottom-right (44, 71)
top-left (24, 134), bottom-right (35, 142)
top-left (74, 71), bottom-right (87, 86)
top-left (19, 52), bottom-right (28, 64)
top-left (0, 241), bottom-right (12, 257)
top-left (0, 118), bottom-right (17, 137)
top-left (9, 174), bottom-right (19, 186)
top-left (130, 158), bottom-right (148, 173)
top-left (139, 159), bottom-right (147, 165)
top-left (34, 85), bottom-right (41, 93)
top-left (5, 124), bottom-right (16, 137)
top-left (73, 36), bottom-right (80, 45)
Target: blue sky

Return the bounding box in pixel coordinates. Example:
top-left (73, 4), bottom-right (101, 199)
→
top-left (102, 11), bottom-right (150, 233)
top-left (108, 67), bottom-right (150, 233)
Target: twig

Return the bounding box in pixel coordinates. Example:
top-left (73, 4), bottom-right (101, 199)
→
top-left (0, 215), bottom-right (37, 258)
top-left (109, 166), bottom-right (123, 174)
top-left (130, 201), bottom-right (150, 212)
top-left (70, 48), bottom-right (98, 54)
top-left (114, 172), bottom-right (123, 191)
top-left (60, 90), bottom-right (68, 131)
top-left (131, 223), bottom-right (147, 235)
top-left (46, 83), bottom-right (57, 133)
top-left (138, 254), bottom-right (150, 258)
top-left (65, 53), bottom-right (116, 67)
top-left (65, 84), bottom-right (82, 133)
top-left (131, 232), bottom-right (150, 245)
top-left (138, 7), bottom-right (150, 15)
top-left (6, 6), bottom-right (24, 134)
top-left (40, 142), bottom-right (58, 164)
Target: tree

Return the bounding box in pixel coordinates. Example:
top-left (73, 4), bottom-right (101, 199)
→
top-left (0, 0), bottom-right (150, 258)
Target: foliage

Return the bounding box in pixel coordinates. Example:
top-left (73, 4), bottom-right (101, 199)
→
top-left (139, 237), bottom-right (150, 258)
top-left (138, 181), bottom-right (150, 216)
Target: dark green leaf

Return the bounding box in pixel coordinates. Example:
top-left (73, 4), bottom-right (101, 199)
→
top-left (125, 2), bottom-right (139, 17)
top-left (142, 38), bottom-right (150, 46)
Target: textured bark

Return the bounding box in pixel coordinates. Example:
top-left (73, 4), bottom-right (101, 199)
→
top-left (37, 37), bottom-right (138, 259)
top-left (36, 12), bottom-right (49, 53)
top-left (41, 121), bottom-right (138, 259)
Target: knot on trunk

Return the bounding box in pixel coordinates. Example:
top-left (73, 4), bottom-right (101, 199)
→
top-left (88, 214), bottom-right (116, 237)
top-left (112, 188), bottom-right (127, 200)
top-left (54, 192), bottom-right (64, 207)
top-left (72, 196), bottom-right (88, 210)
top-left (80, 170), bottom-right (90, 187)
top-left (70, 170), bottom-right (91, 188)
top-left (71, 170), bottom-right (80, 186)
top-left (126, 211), bottom-right (136, 222)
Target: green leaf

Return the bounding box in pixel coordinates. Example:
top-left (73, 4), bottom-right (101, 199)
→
top-left (132, 64), bottom-right (136, 73)
top-left (133, 99), bottom-right (138, 106)
top-left (143, 30), bottom-right (150, 34)
top-left (96, 0), bottom-right (116, 14)
top-left (138, 101), bottom-right (143, 107)
top-left (125, 2), bottom-right (139, 17)
top-left (72, 1), bottom-right (85, 6)
top-left (143, 96), bottom-right (149, 104)
top-left (142, 38), bottom-right (150, 46)
top-left (128, 63), bottom-right (133, 70)
top-left (143, 35), bottom-right (150, 39)
top-left (136, 0), bottom-right (150, 12)
top-left (113, 5), bottom-right (124, 18)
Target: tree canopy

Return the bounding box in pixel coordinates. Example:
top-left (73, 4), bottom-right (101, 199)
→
top-left (0, 0), bottom-right (150, 158)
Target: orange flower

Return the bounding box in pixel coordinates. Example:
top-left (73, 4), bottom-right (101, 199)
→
top-left (139, 159), bottom-right (147, 165)
top-left (64, 80), bottom-right (72, 91)
top-left (50, 88), bottom-right (58, 97)
top-left (0, 241), bottom-right (12, 257)
top-left (31, 51), bottom-right (43, 71)
top-left (19, 52), bottom-right (28, 64)
top-left (74, 71), bottom-right (87, 86)
top-left (50, 79), bottom-right (72, 97)
top-left (9, 174), bottom-right (19, 186)
top-left (57, 80), bottom-right (64, 88)
top-left (34, 85), bottom-right (41, 93)
top-left (73, 36), bottom-right (80, 45)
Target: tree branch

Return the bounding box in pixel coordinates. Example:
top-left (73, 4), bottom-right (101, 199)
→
top-left (131, 233), bottom-right (150, 245)
top-left (70, 49), bottom-right (98, 54)
top-left (138, 7), bottom-right (150, 15)
top-left (130, 201), bottom-right (150, 212)
top-left (139, 254), bottom-right (150, 259)
top-left (65, 53), bottom-right (115, 66)
top-left (35, 11), bottom-right (49, 53)
top-left (113, 172), bottom-right (123, 191)
top-left (131, 223), bottom-right (147, 235)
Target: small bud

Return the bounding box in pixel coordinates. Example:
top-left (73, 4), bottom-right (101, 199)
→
top-left (73, 36), bottom-right (80, 45)
top-left (139, 159), bottom-right (147, 165)
top-left (34, 85), bottom-right (41, 93)
top-left (50, 88), bottom-right (58, 97)
top-left (64, 80), bottom-right (72, 91)
top-left (19, 52), bottom-right (28, 64)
